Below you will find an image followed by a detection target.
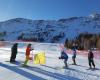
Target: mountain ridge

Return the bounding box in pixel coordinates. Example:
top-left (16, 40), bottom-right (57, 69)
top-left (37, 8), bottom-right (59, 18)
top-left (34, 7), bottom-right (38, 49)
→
top-left (0, 13), bottom-right (100, 43)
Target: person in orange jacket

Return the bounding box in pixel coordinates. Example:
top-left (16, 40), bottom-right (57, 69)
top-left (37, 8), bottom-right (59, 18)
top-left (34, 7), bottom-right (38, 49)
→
top-left (23, 44), bottom-right (34, 66)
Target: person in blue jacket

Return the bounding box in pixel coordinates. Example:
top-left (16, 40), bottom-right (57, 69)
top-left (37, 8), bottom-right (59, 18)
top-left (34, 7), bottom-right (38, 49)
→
top-left (59, 48), bottom-right (68, 68)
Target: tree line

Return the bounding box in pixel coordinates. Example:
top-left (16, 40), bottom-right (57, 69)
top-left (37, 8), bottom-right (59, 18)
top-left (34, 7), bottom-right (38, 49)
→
top-left (65, 33), bottom-right (100, 50)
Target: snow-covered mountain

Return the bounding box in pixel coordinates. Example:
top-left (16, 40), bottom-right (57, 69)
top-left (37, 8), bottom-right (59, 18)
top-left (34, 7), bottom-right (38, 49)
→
top-left (0, 13), bottom-right (100, 43)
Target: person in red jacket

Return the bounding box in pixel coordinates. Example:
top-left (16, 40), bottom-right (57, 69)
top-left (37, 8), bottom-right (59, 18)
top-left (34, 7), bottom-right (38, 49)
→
top-left (23, 44), bottom-right (33, 66)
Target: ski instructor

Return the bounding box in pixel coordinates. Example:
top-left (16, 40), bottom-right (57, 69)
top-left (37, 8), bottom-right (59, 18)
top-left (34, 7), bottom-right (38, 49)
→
top-left (10, 43), bottom-right (18, 63)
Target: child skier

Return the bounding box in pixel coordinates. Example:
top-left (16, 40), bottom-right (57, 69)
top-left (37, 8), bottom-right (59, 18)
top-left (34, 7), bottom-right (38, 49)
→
top-left (88, 50), bottom-right (95, 69)
top-left (72, 49), bottom-right (77, 65)
top-left (59, 48), bottom-right (68, 68)
top-left (23, 44), bottom-right (34, 66)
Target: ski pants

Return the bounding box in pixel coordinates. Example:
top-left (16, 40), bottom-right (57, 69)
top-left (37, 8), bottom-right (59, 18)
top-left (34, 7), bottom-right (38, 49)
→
top-left (88, 59), bottom-right (95, 68)
top-left (64, 59), bottom-right (68, 67)
top-left (10, 52), bottom-right (17, 62)
top-left (23, 55), bottom-right (32, 65)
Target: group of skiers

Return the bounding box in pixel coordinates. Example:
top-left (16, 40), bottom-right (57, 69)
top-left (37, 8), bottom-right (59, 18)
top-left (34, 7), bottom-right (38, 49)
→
top-left (59, 45), bottom-right (95, 69)
top-left (59, 47), bottom-right (77, 68)
top-left (10, 43), bottom-right (33, 66)
top-left (10, 43), bottom-right (95, 69)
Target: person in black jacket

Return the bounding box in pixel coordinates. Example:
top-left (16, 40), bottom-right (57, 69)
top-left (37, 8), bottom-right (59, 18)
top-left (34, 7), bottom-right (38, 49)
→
top-left (88, 50), bottom-right (95, 69)
top-left (10, 43), bottom-right (18, 63)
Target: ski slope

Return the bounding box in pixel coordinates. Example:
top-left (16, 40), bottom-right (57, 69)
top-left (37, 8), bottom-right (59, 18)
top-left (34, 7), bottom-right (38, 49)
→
top-left (0, 43), bottom-right (100, 80)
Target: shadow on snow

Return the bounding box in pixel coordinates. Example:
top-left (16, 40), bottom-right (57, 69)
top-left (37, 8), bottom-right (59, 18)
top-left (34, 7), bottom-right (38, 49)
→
top-left (0, 62), bottom-right (44, 80)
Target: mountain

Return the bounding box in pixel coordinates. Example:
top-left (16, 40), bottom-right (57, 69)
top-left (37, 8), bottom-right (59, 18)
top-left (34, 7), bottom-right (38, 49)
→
top-left (0, 13), bottom-right (100, 43)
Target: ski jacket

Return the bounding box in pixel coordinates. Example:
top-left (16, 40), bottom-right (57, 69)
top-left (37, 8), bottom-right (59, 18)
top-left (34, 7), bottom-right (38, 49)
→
top-left (26, 47), bottom-right (31, 55)
top-left (71, 48), bottom-right (76, 58)
top-left (11, 43), bottom-right (18, 54)
top-left (88, 51), bottom-right (94, 59)
top-left (61, 51), bottom-right (68, 59)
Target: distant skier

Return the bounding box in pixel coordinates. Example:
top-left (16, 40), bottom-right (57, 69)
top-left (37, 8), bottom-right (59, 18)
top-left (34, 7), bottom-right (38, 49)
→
top-left (88, 50), bottom-right (95, 69)
top-left (23, 44), bottom-right (34, 66)
top-left (10, 43), bottom-right (18, 63)
top-left (72, 48), bottom-right (77, 65)
top-left (59, 48), bottom-right (68, 68)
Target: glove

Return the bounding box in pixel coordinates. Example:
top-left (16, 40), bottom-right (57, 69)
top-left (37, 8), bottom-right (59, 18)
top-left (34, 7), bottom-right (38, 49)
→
top-left (59, 57), bottom-right (61, 59)
top-left (29, 57), bottom-right (33, 60)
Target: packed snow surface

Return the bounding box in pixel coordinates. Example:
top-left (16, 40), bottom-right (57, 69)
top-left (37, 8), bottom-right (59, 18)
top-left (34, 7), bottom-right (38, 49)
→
top-left (0, 43), bottom-right (100, 80)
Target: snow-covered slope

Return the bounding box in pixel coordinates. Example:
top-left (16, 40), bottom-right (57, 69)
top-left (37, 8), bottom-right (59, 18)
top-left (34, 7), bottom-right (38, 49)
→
top-left (0, 13), bottom-right (100, 43)
top-left (0, 43), bottom-right (100, 80)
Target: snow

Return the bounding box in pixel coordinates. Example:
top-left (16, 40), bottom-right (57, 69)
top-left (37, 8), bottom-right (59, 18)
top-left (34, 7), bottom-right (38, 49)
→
top-left (0, 43), bottom-right (100, 80)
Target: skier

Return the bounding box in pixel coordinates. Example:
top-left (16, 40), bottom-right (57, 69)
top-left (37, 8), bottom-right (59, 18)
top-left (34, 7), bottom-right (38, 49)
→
top-left (23, 44), bottom-right (34, 66)
top-left (10, 43), bottom-right (18, 63)
top-left (88, 50), bottom-right (95, 69)
top-left (59, 48), bottom-right (68, 68)
top-left (72, 48), bottom-right (77, 65)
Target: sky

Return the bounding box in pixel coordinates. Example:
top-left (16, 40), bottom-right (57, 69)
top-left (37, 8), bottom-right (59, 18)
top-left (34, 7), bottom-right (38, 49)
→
top-left (0, 0), bottom-right (100, 21)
